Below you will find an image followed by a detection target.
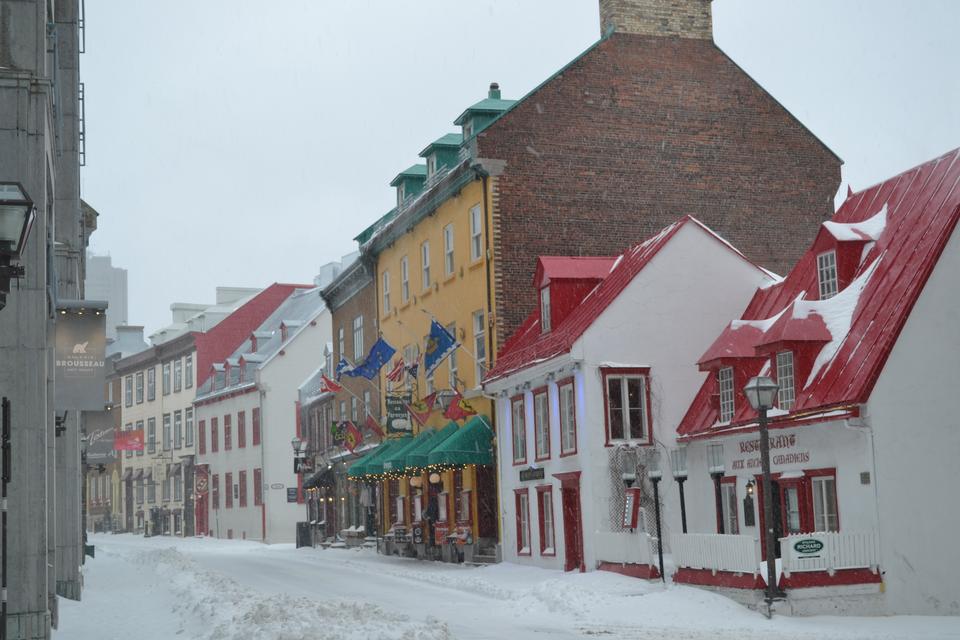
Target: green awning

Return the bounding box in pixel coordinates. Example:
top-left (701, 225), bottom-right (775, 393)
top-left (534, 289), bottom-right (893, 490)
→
top-left (427, 416), bottom-right (494, 467)
top-left (405, 422), bottom-right (459, 470)
top-left (365, 436), bottom-right (413, 476)
top-left (347, 438), bottom-right (405, 479)
top-left (380, 433), bottom-right (427, 474)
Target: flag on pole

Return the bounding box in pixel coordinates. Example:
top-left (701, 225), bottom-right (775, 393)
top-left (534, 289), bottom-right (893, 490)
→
top-left (335, 358), bottom-right (354, 381)
top-left (424, 320), bottom-right (459, 377)
top-left (113, 428), bottom-right (144, 451)
top-left (386, 358), bottom-right (405, 383)
top-left (330, 421), bottom-right (345, 445)
top-left (319, 374), bottom-right (342, 393)
top-left (343, 421), bottom-right (363, 453)
top-left (365, 414), bottom-right (386, 440)
top-left (443, 390), bottom-right (478, 421)
top-left (405, 392), bottom-right (438, 426)
top-left (406, 355), bottom-right (420, 380)
top-left (343, 337), bottom-right (396, 380)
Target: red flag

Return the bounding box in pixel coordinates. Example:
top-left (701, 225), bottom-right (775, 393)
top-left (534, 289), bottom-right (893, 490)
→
top-left (343, 421), bottom-right (363, 453)
top-left (319, 374), bottom-right (343, 393)
top-left (386, 358), bottom-right (405, 383)
top-left (114, 428), bottom-right (144, 451)
top-left (405, 392), bottom-right (437, 426)
top-left (443, 391), bottom-right (478, 421)
top-left (365, 414), bottom-right (386, 440)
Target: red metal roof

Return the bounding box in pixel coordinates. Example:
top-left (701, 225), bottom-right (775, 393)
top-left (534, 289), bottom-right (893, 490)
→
top-left (486, 216), bottom-right (763, 383)
top-left (533, 256), bottom-right (619, 288)
top-left (678, 148), bottom-right (960, 439)
top-left (193, 283), bottom-right (309, 386)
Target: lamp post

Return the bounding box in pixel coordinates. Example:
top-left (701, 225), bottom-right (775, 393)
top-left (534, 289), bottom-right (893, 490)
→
top-left (0, 182), bottom-right (36, 311)
top-left (291, 437), bottom-right (308, 547)
top-left (647, 452), bottom-right (665, 583)
top-left (670, 447), bottom-right (688, 533)
top-left (743, 375), bottom-right (784, 613)
top-left (707, 443), bottom-right (725, 533)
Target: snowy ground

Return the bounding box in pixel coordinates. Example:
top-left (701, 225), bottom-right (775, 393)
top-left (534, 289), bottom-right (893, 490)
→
top-left (54, 534), bottom-right (958, 640)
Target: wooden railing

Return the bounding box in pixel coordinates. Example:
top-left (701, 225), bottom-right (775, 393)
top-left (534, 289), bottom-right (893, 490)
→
top-left (670, 533), bottom-right (761, 575)
top-left (780, 532), bottom-right (880, 575)
top-left (595, 531), bottom-right (655, 565)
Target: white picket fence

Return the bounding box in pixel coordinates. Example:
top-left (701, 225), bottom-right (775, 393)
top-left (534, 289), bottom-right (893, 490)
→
top-left (670, 533), bottom-right (761, 576)
top-left (780, 531), bottom-right (880, 576)
top-left (595, 531), bottom-right (655, 566)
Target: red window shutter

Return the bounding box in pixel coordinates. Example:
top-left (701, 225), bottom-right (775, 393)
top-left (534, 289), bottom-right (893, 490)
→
top-left (224, 414), bottom-right (232, 450)
top-left (225, 472), bottom-right (233, 509)
top-left (198, 420), bottom-right (206, 455)
top-left (238, 411), bottom-right (246, 448)
top-left (211, 417), bottom-right (219, 453)
top-left (253, 468), bottom-right (263, 506)
top-left (252, 408), bottom-right (261, 446)
top-left (212, 474), bottom-right (219, 510)
top-left (239, 470), bottom-right (247, 507)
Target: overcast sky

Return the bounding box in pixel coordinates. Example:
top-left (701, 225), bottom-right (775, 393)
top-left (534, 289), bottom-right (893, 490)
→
top-left (81, 0), bottom-right (960, 336)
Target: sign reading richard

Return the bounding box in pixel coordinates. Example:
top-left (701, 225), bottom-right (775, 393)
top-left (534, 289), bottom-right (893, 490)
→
top-left (55, 302), bottom-right (107, 410)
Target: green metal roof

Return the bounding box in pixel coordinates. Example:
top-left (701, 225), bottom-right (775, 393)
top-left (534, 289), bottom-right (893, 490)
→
top-left (418, 133), bottom-right (463, 158)
top-left (426, 416), bottom-right (494, 467)
top-left (389, 164), bottom-right (428, 187)
top-left (354, 208), bottom-right (398, 246)
top-left (347, 438), bottom-right (406, 478)
top-left (453, 98), bottom-right (516, 126)
top-left (381, 429), bottom-right (433, 474)
top-left (405, 422), bottom-right (459, 470)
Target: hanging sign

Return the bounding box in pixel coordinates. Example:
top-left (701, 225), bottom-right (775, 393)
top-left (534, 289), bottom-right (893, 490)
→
top-left (55, 302), bottom-right (107, 410)
top-left (622, 487), bottom-right (642, 529)
top-left (385, 393), bottom-right (412, 434)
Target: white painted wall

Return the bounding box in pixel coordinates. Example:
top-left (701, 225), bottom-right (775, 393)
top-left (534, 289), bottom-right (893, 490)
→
top-left (491, 222), bottom-right (771, 571)
top-left (868, 223), bottom-right (960, 616)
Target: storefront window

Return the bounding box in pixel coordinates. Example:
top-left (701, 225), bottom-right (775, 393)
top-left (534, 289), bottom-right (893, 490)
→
top-left (812, 475), bottom-right (838, 532)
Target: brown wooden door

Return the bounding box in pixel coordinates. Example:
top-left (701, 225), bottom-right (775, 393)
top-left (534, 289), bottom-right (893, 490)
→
top-left (561, 486), bottom-right (584, 572)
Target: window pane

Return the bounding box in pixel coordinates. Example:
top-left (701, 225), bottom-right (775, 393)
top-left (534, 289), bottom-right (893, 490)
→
top-left (607, 377), bottom-right (624, 440)
top-left (813, 476), bottom-right (838, 532)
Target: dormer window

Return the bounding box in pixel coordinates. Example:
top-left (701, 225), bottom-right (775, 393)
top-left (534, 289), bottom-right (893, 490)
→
top-left (427, 155), bottom-right (437, 178)
top-left (250, 334), bottom-right (257, 352)
top-left (776, 351), bottom-right (795, 410)
top-left (718, 367), bottom-right (735, 422)
top-left (281, 323), bottom-right (289, 342)
top-left (540, 286), bottom-right (551, 333)
top-left (397, 183), bottom-right (405, 207)
top-left (462, 120), bottom-right (473, 141)
top-left (817, 250), bottom-right (838, 299)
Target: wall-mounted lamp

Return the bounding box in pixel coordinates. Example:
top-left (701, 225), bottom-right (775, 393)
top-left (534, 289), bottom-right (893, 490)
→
top-left (0, 182), bottom-right (36, 311)
top-left (429, 472), bottom-right (441, 484)
top-left (745, 479), bottom-right (756, 496)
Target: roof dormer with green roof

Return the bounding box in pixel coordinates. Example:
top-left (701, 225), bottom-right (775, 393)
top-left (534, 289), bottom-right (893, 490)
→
top-left (419, 133), bottom-right (463, 180)
top-left (453, 82), bottom-right (515, 142)
top-left (389, 164), bottom-right (427, 208)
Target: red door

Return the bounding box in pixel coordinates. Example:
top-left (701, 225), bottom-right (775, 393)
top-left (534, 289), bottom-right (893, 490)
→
top-left (553, 471), bottom-right (584, 573)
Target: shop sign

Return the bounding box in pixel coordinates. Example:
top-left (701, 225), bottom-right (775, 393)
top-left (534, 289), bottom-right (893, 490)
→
top-left (730, 433), bottom-right (811, 471)
top-left (434, 524), bottom-right (448, 546)
top-left (286, 488), bottom-right (298, 502)
top-left (55, 305), bottom-right (107, 410)
top-left (386, 393), bottom-right (412, 434)
top-left (794, 538), bottom-right (825, 555)
top-left (519, 467), bottom-right (544, 482)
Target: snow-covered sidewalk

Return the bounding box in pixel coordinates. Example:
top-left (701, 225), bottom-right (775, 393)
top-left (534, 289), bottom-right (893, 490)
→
top-left (54, 534), bottom-right (958, 640)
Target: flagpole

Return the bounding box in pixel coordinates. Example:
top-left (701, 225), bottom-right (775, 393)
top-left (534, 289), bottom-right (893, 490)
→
top-left (417, 307), bottom-right (489, 376)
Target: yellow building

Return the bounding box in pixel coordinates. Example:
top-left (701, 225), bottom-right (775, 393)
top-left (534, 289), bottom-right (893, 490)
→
top-left (353, 87), bottom-right (515, 561)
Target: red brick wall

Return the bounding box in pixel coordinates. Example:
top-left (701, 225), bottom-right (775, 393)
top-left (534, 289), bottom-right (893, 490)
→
top-left (330, 280), bottom-right (381, 425)
top-left (478, 33), bottom-right (841, 344)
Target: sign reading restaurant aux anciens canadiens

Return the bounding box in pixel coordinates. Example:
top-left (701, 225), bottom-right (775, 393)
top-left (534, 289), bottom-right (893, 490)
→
top-left (55, 302), bottom-right (107, 411)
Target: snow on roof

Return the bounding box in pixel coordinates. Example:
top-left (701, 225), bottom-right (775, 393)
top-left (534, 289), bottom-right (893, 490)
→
top-left (679, 148), bottom-right (960, 439)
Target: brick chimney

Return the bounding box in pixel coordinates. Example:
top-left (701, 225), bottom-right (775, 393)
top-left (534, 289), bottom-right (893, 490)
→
top-left (599, 0), bottom-right (712, 40)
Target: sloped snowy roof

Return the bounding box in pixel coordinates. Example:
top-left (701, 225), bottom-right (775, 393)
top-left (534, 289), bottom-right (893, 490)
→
top-left (678, 148), bottom-right (960, 439)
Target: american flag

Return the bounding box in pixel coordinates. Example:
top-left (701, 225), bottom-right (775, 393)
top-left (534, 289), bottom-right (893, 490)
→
top-left (386, 358), bottom-right (406, 383)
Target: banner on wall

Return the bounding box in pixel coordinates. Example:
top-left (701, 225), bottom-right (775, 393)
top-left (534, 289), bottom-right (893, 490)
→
top-left (55, 301), bottom-right (108, 410)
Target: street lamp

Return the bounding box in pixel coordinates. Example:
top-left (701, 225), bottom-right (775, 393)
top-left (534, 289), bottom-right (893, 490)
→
top-left (0, 182), bottom-right (36, 311)
top-left (743, 375), bottom-right (784, 612)
top-left (670, 447), bottom-right (688, 533)
top-left (646, 452), bottom-right (665, 583)
top-left (707, 442), bottom-right (725, 533)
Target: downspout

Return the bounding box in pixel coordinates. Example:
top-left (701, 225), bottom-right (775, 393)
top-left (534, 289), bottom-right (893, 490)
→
top-left (258, 386), bottom-right (267, 542)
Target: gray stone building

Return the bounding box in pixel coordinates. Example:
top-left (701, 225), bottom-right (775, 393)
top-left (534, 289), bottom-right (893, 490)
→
top-left (0, 1), bottom-right (92, 637)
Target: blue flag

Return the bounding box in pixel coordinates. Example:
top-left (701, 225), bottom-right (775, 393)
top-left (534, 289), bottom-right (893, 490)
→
top-left (335, 358), bottom-right (354, 381)
top-left (344, 337), bottom-right (396, 380)
top-left (424, 320), bottom-right (459, 377)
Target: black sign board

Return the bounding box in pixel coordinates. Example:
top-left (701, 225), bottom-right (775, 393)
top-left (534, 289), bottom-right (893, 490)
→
top-left (519, 467), bottom-right (545, 482)
top-left (287, 487), bottom-right (298, 503)
top-left (386, 393), bottom-right (412, 434)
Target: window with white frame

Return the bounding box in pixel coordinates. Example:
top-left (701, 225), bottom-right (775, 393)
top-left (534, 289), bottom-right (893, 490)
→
top-left (147, 367), bottom-right (156, 400)
top-left (443, 223), bottom-right (454, 276)
top-left (147, 418), bottom-right (156, 454)
top-left (135, 420), bottom-right (144, 457)
top-left (351, 397), bottom-right (358, 421)
top-left (776, 351), bottom-right (795, 410)
top-left (534, 389), bottom-right (550, 460)
top-left (401, 256), bottom-right (410, 302)
top-left (516, 490), bottom-right (531, 555)
top-left (817, 250), bottom-right (839, 299)
top-left (604, 371), bottom-right (649, 441)
top-left (447, 323), bottom-right (457, 387)
top-left (469, 204), bottom-right (483, 261)
top-left (162, 414), bottom-right (172, 450)
top-left (718, 367), bottom-right (735, 422)
top-left (512, 397), bottom-right (526, 463)
top-left (125, 376), bottom-right (132, 407)
top-left (426, 154), bottom-right (437, 178)
top-left (135, 372), bottom-right (144, 404)
top-left (353, 316), bottom-right (364, 361)
top-left (540, 286), bottom-right (551, 333)
top-left (812, 475), bottom-right (839, 532)
top-left (382, 271), bottom-right (391, 313)
top-left (184, 408), bottom-right (194, 447)
top-left (403, 344), bottom-right (418, 391)
top-left (174, 471), bottom-right (183, 501)
top-left (162, 362), bottom-right (171, 395)
top-left (185, 355), bottom-right (193, 389)
top-left (473, 310), bottom-right (485, 382)
top-left (338, 327), bottom-right (345, 360)
top-left (174, 410), bottom-right (183, 449)
top-left (721, 481), bottom-right (739, 534)
top-left (174, 358), bottom-right (182, 392)
top-left (363, 390), bottom-right (371, 416)
top-left (559, 381), bottom-right (576, 454)
top-left (421, 241), bottom-right (431, 289)
top-left (339, 401), bottom-right (347, 421)
top-left (396, 183), bottom-right (405, 207)
top-left (538, 488), bottom-right (555, 554)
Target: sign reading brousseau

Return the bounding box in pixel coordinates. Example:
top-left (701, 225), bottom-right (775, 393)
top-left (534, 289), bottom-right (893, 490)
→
top-left (55, 303), bottom-right (107, 410)
top-left (385, 393), bottom-right (412, 434)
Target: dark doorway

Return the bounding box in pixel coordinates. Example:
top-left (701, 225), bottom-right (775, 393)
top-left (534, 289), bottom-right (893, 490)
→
top-left (124, 478), bottom-right (133, 531)
top-left (476, 464), bottom-right (498, 540)
top-left (553, 471), bottom-right (584, 573)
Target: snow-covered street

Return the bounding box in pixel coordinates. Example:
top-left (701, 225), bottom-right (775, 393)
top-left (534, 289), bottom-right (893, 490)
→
top-left (54, 534), bottom-right (958, 640)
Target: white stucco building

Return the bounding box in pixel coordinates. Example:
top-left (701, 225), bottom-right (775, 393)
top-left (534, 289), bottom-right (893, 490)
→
top-left (483, 217), bottom-right (771, 576)
top-left (194, 286), bottom-right (331, 543)
top-left (673, 148), bottom-right (960, 616)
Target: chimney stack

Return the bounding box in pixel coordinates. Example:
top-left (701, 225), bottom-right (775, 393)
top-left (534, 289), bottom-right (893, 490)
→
top-left (599, 0), bottom-right (712, 40)
top-left (488, 82), bottom-right (501, 100)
